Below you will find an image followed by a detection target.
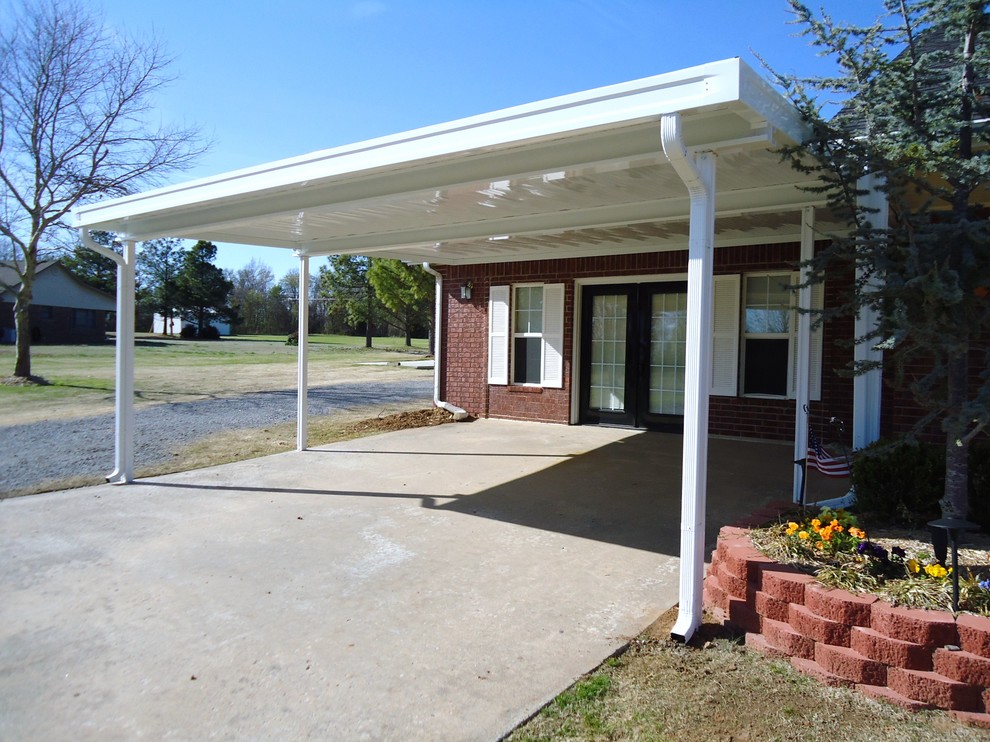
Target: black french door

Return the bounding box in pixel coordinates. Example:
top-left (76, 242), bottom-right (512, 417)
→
top-left (579, 282), bottom-right (688, 432)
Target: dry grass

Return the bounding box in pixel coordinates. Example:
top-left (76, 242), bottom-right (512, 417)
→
top-left (507, 607), bottom-right (987, 742)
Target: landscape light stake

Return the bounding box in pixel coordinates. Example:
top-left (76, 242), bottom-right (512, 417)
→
top-left (928, 518), bottom-right (979, 613)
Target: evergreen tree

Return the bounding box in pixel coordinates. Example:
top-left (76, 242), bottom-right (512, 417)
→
top-left (63, 231), bottom-right (118, 295)
top-left (368, 259), bottom-right (433, 346)
top-left (317, 255), bottom-right (384, 348)
top-left (137, 238), bottom-right (185, 335)
top-left (175, 241), bottom-right (233, 335)
top-left (772, 1), bottom-right (990, 522)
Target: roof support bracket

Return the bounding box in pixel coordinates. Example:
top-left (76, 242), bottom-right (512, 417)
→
top-left (661, 114), bottom-right (716, 644)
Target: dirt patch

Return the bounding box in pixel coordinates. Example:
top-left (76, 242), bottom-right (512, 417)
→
top-left (0, 375), bottom-right (49, 386)
top-left (336, 406), bottom-right (456, 437)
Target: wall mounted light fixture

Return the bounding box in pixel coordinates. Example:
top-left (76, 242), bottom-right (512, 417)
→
top-left (460, 281), bottom-right (473, 300)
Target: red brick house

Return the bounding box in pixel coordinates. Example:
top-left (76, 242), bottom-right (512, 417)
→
top-left (1, 261), bottom-right (115, 345)
top-left (435, 244), bottom-right (851, 441)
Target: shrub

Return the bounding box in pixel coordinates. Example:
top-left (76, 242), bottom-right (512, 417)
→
top-left (179, 324), bottom-right (197, 339)
top-left (851, 439), bottom-right (943, 527)
top-left (852, 437), bottom-right (990, 530)
top-left (199, 325), bottom-right (220, 340)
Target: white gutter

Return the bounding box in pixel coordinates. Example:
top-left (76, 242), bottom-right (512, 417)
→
top-left (422, 263), bottom-right (469, 421)
top-left (660, 113), bottom-right (717, 644)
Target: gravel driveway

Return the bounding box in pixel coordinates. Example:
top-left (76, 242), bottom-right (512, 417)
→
top-left (1, 378), bottom-right (433, 494)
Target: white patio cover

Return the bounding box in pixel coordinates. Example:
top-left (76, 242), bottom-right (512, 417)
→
top-left (74, 57), bottom-right (864, 642)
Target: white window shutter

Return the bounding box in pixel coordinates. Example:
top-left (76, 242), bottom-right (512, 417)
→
top-left (488, 285), bottom-right (510, 385)
top-left (541, 283), bottom-right (565, 388)
top-left (789, 280), bottom-right (824, 401)
top-left (711, 274), bottom-right (740, 396)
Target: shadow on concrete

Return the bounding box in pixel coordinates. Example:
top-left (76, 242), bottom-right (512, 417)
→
top-left (422, 433), bottom-right (835, 556)
top-left (140, 431), bottom-right (848, 558)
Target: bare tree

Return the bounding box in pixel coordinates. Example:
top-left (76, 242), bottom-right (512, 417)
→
top-left (0, 0), bottom-right (206, 378)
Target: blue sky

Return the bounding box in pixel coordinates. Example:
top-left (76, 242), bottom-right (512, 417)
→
top-left (97, 0), bottom-right (882, 277)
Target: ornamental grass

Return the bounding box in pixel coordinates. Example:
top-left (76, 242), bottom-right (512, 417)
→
top-left (750, 507), bottom-right (990, 615)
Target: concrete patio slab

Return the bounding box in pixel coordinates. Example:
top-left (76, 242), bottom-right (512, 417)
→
top-left (0, 419), bottom-right (829, 740)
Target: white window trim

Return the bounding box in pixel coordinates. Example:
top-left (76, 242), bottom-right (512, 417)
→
top-left (710, 272), bottom-right (823, 401)
top-left (740, 271), bottom-right (794, 399)
top-left (489, 283), bottom-right (565, 388)
top-left (512, 282), bottom-right (544, 387)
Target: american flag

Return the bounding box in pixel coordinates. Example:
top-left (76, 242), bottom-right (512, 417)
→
top-left (807, 426), bottom-right (851, 477)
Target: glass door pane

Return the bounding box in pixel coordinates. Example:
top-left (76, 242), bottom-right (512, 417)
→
top-left (647, 291), bottom-right (687, 415)
top-left (589, 293), bottom-right (627, 411)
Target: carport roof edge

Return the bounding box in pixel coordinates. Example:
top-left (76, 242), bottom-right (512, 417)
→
top-left (73, 57), bottom-right (809, 255)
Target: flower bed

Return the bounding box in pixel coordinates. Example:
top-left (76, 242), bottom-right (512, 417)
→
top-left (704, 524), bottom-right (990, 729)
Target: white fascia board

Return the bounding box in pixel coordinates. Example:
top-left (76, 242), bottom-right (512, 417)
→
top-left (737, 63), bottom-right (808, 145)
top-left (75, 58), bottom-right (758, 232)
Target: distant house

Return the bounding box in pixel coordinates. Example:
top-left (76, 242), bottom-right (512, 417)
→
top-left (0, 261), bottom-right (116, 344)
top-left (150, 312), bottom-right (231, 336)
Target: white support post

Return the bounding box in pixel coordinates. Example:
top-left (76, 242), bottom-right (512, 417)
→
top-left (853, 175), bottom-right (886, 449)
top-left (793, 207), bottom-right (815, 503)
top-left (109, 240), bottom-right (136, 484)
top-left (662, 114), bottom-right (716, 644)
top-left (296, 253), bottom-right (310, 451)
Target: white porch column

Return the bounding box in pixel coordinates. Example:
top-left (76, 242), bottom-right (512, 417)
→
top-left (662, 114), bottom-right (716, 643)
top-left (296, 253), bottom-right (310, 451)
top-left (853, 174), bottom-right (886, 449)
top-left (109, 240), bottom-right (136, 483)
top-left (793, 207), bottom-right (815, 503)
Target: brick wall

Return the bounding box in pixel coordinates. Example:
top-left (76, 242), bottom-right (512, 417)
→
top-left (880, 345), bottom-right (988, 443)
top-left (436, 242), bottom-right (855, 439)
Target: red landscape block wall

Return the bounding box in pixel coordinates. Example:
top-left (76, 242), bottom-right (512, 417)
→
top-left (704, 526), bottom-right (990, 728)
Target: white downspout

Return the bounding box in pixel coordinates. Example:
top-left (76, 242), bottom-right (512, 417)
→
top-left (81, 230), bottom-right (135, 484)
top-left (296, 252), bottom-right (310, 450)
top-left (422, 263), bottom-right (469, 420)
top-left (661, 113), bottom-right (716, 644)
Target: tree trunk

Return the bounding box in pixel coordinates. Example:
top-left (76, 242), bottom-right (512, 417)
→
top-left (941, 353), bottom-right (971, 521)
top-left (365, 287), bottom-right (373, 349)
top-left (13, 287), bottom-right (32, 378)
